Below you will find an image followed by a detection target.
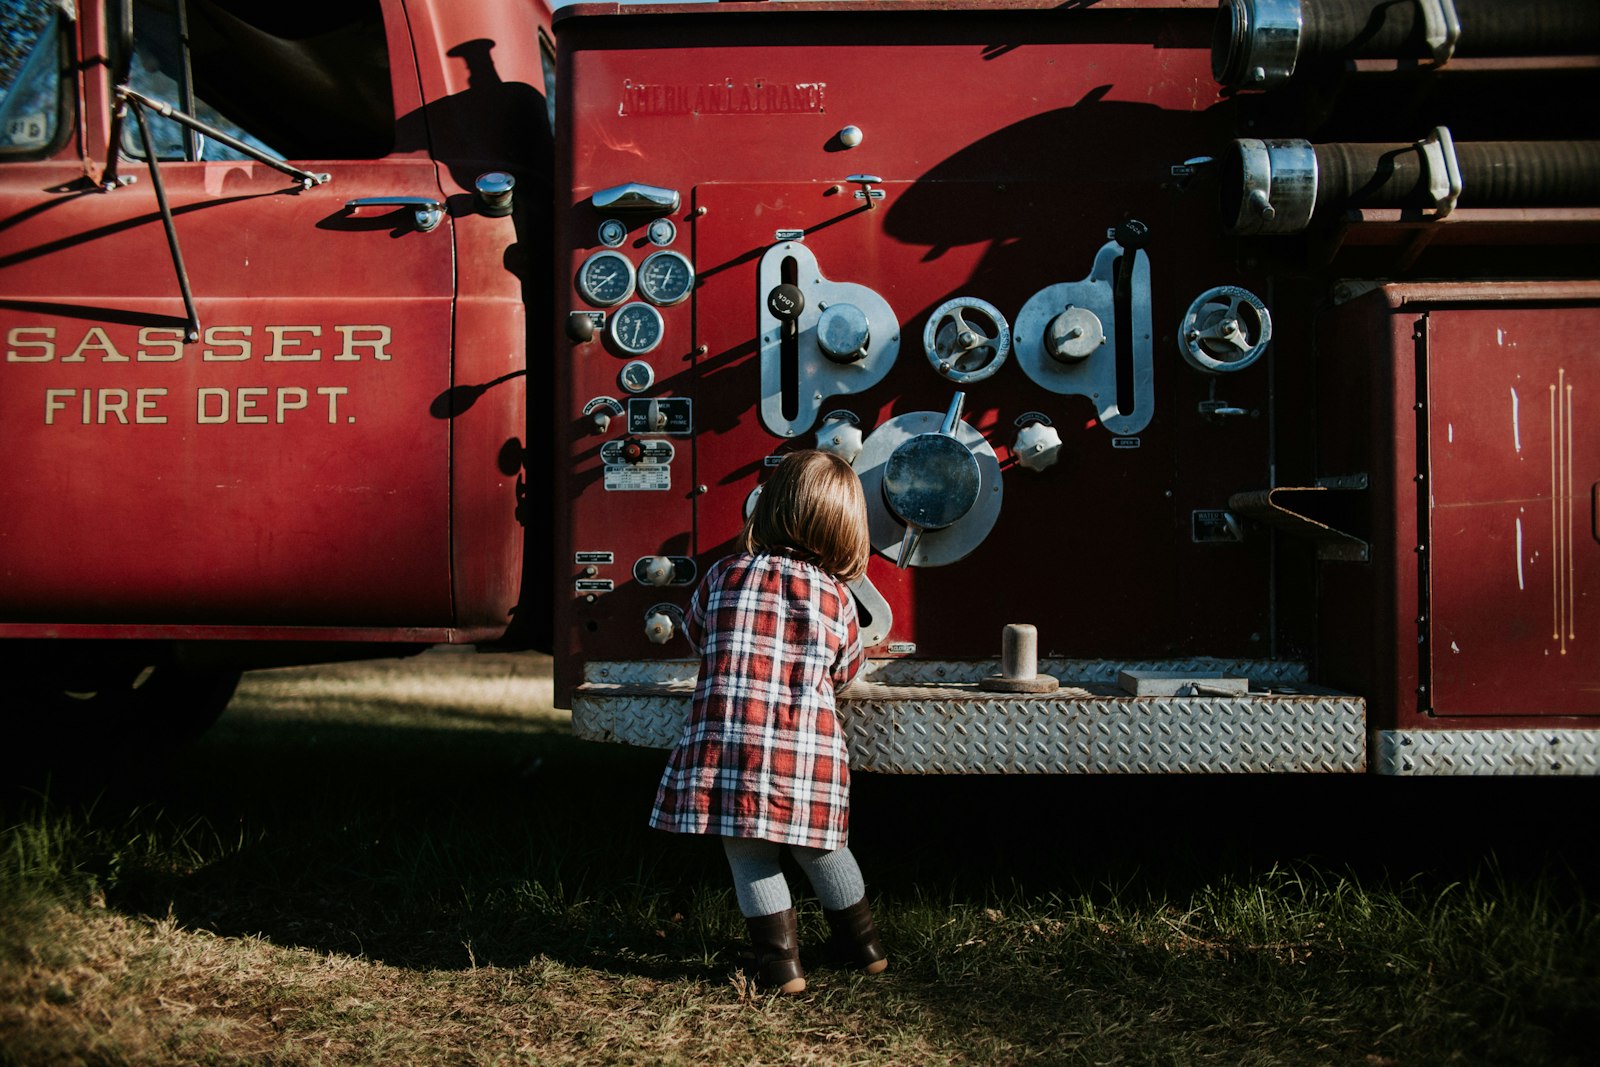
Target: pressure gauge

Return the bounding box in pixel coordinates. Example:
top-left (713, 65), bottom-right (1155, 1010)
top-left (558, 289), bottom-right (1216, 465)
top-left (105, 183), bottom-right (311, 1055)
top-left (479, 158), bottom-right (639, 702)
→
top-left (638, 250), bottom-right (695, 307)
top-left (618, 359), bottom-right (655, 393)
top-left (598, 219), bottom-right (627, 247)
top-left (647, 217), bottom-right (677, 246)
top-left (577, 250), bottom-right (635, 307)
top-left (609, 302), bottom-right (664, 355)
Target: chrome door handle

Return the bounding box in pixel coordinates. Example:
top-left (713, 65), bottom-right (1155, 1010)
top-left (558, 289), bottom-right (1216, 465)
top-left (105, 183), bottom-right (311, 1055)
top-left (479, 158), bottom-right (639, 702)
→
top-left (344, 196), bottom-right (445, 232)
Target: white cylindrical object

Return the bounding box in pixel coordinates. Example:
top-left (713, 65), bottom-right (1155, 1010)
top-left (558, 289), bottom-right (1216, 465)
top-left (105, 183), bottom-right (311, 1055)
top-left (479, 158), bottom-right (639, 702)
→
top-left (1001, 624), bottom-right (1039, 681)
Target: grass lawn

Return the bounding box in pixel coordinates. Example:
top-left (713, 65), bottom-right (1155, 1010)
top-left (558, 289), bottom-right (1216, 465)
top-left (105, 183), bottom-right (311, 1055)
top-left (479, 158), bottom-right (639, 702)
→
top-left (3, 650), bottom-right (1597, 1065)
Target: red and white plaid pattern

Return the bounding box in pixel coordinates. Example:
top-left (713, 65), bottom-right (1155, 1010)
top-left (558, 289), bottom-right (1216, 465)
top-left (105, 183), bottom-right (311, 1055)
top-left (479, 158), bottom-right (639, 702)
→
top-left (649, 551), bottom-right (864, 850)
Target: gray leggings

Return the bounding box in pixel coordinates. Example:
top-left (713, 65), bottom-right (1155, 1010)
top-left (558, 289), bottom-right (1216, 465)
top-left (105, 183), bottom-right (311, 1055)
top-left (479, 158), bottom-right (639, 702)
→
top-left (721, 836), bottom-right (866, 918)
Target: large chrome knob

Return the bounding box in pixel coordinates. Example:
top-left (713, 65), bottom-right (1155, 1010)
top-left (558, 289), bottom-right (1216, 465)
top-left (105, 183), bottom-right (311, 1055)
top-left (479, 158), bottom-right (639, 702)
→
top-left (1045, 305), bottom-right (1104, 363)
top-left (882, 393), bottom-right (982, 568)
top-left (817, 303), bottom-right (871, 363)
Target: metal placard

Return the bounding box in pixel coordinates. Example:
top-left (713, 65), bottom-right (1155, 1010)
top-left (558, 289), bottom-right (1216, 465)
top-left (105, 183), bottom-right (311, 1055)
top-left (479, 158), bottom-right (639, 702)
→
top-left (604, 466), bottom-right (671, 491)
top-left (627, 396), bottom-right (693, 435)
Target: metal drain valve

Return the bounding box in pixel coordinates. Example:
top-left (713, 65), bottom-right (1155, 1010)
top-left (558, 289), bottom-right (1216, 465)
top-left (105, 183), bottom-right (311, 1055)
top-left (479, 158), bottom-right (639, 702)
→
top-left (986, 623), bottom-right (1060, 694)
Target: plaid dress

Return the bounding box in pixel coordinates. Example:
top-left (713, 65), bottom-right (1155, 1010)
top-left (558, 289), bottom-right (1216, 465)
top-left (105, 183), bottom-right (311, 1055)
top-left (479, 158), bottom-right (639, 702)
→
top-left (649, 551), bottom-right (864, 850)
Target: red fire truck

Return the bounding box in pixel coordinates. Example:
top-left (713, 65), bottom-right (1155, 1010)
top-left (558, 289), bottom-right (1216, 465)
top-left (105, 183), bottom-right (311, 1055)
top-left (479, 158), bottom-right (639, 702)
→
top-left (554, 0), bottom-right (1600, 775)
top-left (0, 0), bottom-right (554, 749)
top-left (6, 1), bottom-right (1598, 777)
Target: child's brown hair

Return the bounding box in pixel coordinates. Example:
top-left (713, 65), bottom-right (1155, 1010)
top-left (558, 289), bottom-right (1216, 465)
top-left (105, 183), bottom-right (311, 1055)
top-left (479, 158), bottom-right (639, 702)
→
top-left (741, 450), bottom-right (871, 582)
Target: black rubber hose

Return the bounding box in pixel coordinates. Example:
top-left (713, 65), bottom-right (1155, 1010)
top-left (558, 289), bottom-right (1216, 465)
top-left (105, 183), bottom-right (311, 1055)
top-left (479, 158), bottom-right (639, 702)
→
top-left (1313, 139), bottom-right (1600, 213)
top-left (1214, 0), bottom-right (1600, 85)
top-left (1299, 0), bottom-right (1600, 62)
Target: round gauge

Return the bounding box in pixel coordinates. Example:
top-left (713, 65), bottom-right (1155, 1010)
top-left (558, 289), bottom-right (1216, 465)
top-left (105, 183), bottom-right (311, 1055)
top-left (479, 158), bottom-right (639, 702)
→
top-left (577, 250), bottom-right (635, 307)
top-left (638, 250), bottom-right (695, 307)
top-left (619, 359), bottom-right (656, 394)
top-left (609, 301), bottom-right (665, 355)
top-left (598, 219), bottom-right (627, 247)
top-left (647, 218), bottom-right (677, 246)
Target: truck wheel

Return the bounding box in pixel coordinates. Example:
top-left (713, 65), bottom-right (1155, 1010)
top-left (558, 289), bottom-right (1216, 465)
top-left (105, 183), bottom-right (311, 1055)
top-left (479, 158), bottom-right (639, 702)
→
top-left (13, 666), bottom-right (242, 765)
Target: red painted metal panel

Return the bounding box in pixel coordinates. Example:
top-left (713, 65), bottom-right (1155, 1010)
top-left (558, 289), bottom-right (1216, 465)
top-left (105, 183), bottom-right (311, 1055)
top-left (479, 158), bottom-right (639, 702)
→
top-left (1427, 306), bottom-right (1600, 717)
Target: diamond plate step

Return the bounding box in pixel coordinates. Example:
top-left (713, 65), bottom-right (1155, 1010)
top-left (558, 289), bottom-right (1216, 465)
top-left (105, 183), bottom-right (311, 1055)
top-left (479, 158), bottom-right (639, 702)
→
top-left (572, 672), bottom-right (1366, 774)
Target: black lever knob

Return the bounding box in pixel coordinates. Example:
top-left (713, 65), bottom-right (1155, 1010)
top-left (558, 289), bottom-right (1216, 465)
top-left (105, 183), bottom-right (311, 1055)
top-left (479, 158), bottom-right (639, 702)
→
top-left (1114, 219), bottom-right (1149, 297)
top-left (767, 283), bottom-right (805, 321)
top-left (1114, 218), bottom-right (1150, 251)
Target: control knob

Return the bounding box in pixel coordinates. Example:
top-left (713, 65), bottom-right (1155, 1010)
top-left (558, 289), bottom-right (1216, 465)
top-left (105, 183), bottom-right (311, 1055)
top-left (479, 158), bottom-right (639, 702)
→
top-left (1013, 420), bottom-right (1062, 472)
top-left (883, 392), bottom-right (982, 568)
top-left (1045, 305), bottom-right (1103, 363)
top-left (644, 604), bottom-right (685, 645)
top-left (924, 298), bottom-right (1011, 383)
top-left (1179, 286), bottom-right (1272, 374)
top-left (767, 283), bottom-right (805, 321)
top-left (640, 556), bottom-right (676, 587)
top-left (816, 411), bottom-right (865, 464)
top-left (817, 303), bottom-right (871, 363)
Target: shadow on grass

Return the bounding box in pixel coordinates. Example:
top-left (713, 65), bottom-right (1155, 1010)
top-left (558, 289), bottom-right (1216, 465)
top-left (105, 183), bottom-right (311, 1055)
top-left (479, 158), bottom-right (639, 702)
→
top-left (5, 652), bottom-right (1598, 1062)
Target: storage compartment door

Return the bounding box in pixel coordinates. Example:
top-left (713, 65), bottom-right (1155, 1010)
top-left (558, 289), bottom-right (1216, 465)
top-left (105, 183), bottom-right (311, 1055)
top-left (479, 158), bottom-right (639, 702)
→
top-left (1427, 306), bottom-right (1599, 716)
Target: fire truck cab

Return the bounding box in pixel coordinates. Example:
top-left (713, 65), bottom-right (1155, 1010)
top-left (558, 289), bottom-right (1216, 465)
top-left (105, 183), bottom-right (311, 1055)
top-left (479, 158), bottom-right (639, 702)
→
top-left (554, 0), bottom-right (1600, 775)
top-left (0, 0), bottom-right (553, 747)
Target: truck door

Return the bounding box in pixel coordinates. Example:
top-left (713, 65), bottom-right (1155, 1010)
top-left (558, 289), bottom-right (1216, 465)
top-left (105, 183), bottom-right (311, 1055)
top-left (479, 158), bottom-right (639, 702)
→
top-left (0, 0), bottom-right (454, 628)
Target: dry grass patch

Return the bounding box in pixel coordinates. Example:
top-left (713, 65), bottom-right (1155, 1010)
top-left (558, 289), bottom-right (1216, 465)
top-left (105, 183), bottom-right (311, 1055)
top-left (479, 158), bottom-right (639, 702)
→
top-left (1, 901), bottom-right (951, 1066)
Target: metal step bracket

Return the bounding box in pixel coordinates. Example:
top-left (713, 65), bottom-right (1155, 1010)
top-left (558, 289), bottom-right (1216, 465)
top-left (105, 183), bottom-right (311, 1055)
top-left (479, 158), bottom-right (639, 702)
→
top-left (1229, 474), bottom-right (1370, 561)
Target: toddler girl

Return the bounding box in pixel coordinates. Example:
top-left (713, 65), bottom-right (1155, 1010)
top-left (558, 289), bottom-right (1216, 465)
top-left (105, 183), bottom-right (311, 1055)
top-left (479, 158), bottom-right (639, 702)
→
top-left (649, 449), bottom-right (887, 994)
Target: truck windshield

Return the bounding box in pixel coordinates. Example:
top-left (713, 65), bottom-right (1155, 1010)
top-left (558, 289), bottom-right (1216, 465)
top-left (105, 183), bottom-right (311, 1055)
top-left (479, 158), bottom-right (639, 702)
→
top-left (121, 0), bottom-right (393, 163)
top-left (0, 0), bottom-right (64, 155)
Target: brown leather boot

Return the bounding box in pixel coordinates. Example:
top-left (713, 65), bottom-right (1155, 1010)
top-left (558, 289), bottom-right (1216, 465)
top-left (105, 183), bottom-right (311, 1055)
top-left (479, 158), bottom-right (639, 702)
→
top-left (824, 897), bottom-right (888, 974)
top-left (744, 908), bottom-right (806, 994)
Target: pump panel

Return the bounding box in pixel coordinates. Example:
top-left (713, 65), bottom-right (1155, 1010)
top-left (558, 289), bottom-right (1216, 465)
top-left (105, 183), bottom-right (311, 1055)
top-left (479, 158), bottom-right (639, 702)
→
top-left (554, 0), bottom-right (1600, 759)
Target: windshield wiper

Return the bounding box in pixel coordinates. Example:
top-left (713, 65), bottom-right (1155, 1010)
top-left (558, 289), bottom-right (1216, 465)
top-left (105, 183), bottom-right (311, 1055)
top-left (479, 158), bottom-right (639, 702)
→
top-left (115, 86), bottom-right (330, 189)
top-left (106, 86), bottom-right (331, 343)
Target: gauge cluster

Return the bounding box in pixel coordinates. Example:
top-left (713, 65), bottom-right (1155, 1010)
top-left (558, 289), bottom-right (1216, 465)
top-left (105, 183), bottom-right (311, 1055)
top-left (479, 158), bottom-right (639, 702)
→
top-left (574, 219), bottom-right (696, 362)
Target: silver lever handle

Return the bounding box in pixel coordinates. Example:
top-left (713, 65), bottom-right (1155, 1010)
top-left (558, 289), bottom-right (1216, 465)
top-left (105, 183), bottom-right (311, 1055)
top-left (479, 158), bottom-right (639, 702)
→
top-left (344, 196), bottom-right (445, 233)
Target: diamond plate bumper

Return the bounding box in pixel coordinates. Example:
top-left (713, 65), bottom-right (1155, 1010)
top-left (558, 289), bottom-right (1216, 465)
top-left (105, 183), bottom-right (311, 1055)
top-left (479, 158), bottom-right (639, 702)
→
top-left (571, 659), bottom-right (1366, 774)
top-left (1376, 730), bottom-right (1600, 775)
